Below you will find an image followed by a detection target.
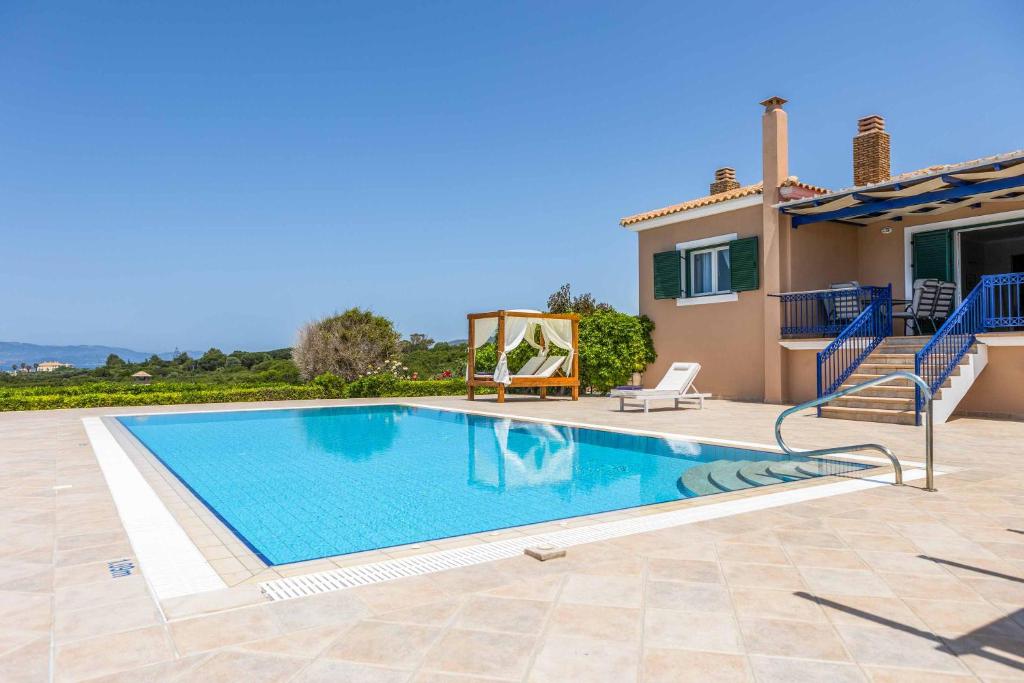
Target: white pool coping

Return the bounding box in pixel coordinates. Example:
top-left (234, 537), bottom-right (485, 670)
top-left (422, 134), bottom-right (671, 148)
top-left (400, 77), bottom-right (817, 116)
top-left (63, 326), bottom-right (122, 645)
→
top-left (85, 402), bottom-right (940, 601)
top-left (83, 417), bottom-right (226, 599)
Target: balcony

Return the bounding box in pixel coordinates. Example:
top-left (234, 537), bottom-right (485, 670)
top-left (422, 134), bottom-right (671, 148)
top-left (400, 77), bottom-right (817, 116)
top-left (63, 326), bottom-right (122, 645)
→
top-left (774, 285), bottom-right (891, 339)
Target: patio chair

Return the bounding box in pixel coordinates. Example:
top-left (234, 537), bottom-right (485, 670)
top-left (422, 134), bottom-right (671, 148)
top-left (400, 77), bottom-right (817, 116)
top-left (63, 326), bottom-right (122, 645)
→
top-left (824, 281), bottom-right (863, 329)
top-left (927, 281), bottom-right (958, 332)
top-left (893, 278), bottom-right (939, 335)
top-left (609, 362), bottom-right (710, 413)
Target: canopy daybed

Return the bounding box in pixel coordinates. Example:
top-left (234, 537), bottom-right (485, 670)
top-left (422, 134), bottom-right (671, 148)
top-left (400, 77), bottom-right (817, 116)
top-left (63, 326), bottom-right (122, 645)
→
top-left (466, 310), bottom-right (580, 403)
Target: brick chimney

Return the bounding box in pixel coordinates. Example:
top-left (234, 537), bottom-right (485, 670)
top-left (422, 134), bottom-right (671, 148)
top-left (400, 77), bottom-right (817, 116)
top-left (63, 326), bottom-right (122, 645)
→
top-left (710, 167), bottom-right (740, 194)
top-left (853, 115), bottom-right (890, 186)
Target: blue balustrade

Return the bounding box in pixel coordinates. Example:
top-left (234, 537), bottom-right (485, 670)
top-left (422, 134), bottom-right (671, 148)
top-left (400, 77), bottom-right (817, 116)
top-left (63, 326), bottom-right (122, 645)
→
top-left (779, 286), bottom-right (891, 338)
top-left (914, 272), bottom-right (1024, 425)
top-left (815, 285), bottom-right (893, 415)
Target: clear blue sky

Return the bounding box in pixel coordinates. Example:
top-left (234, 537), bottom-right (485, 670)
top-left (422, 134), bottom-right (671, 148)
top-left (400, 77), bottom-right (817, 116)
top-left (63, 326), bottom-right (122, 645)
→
top-left (2, 1), bottom-right (1021, 352)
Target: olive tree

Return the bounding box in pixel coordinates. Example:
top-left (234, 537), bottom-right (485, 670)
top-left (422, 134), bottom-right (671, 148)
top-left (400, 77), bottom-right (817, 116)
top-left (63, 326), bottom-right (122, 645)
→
top-left (293, 308), bottom-right (401, 381)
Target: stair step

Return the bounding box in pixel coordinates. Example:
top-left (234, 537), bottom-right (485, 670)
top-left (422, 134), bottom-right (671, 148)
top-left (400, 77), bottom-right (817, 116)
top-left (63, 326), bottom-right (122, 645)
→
top-left (793, 459), bottom-right (844, 477)
top-left (737, 461), bottom-right (789, 486)
top-left (680, 465), bottom-right (724, 497)
top-left (868, 356), bottom-right (917, 366)
top-left (846, 373), bottom-right (952, 389)
top-left (765, 460), bottom-right (816, 480)
top-left (820, 406), bottom-right (917, 425)
top-left (858, 362), bottom-right (916, 371)
top-left (838, 384), bottom-right (916, 398)
top-left (707, 460), bottom-right (759, 493)
top-left (829, 396), bottom-right (915, 410)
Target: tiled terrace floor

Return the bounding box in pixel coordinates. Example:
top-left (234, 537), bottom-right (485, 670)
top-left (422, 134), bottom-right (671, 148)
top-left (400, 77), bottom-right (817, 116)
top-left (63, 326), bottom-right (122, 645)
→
top-left (2, 395), bottom-right (1024, 681)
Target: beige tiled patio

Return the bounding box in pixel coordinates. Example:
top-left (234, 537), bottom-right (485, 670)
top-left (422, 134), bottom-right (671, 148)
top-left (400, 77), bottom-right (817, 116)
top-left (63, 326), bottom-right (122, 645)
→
top-left (2, 395), bottom-right (1024, 681)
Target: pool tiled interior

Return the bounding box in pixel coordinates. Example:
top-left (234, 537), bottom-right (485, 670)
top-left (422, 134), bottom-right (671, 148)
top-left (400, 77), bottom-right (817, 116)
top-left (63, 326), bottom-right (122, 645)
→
top-left (3, 395), bottom-right (1024, 681)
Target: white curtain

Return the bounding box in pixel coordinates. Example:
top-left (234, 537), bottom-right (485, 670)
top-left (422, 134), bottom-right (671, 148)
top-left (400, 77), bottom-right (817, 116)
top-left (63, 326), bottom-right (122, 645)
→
top-left (493, 315), bottom-right (533, 385)
top-left (540, 318), bottom-right (574, 375)
top-left (466, 318), bottom-right (498, 380)
top-left (472, 318), bottom-right (497, 349)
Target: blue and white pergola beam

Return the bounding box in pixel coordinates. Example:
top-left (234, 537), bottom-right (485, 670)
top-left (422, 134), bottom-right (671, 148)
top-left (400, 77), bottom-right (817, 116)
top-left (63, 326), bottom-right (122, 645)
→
top-left (784, 174), bottom-right (1024, 228)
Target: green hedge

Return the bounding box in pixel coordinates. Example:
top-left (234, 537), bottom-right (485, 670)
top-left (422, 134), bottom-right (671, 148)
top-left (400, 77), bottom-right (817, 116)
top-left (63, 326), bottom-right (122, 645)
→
top-left (0, 375), bottom-right (483, 411)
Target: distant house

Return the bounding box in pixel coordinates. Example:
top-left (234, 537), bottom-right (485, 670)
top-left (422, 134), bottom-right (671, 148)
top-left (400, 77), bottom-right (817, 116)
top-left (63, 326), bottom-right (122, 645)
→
top-left (37, 361), bottom-right (73, 372)
top-left (131, 371), bottom-right (153, 384)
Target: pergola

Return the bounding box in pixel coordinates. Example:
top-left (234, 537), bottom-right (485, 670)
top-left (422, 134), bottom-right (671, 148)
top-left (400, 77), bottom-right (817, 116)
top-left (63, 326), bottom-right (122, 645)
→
top-left (466, 310), bottom-right (580, 403)
top-left (779, 151), bottom-right (1024, 227)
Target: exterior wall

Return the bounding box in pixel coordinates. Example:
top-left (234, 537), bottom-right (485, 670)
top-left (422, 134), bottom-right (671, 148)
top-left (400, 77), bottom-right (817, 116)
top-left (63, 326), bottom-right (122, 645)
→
top-left (855, 201), bottom-right (1024, 299)
top-left (955, 346), bottom-right (1024, 420)
top-left (787, 221), bottom-right (860, 291)
top-left (637, 204), bottom-right (765, 401)
top-left (783, 348), bottom-right (819, 404)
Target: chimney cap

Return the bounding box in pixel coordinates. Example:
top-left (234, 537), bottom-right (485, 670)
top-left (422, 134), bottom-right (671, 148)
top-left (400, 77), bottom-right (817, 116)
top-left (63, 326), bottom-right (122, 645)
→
top-left (760, 96), bottom-right (787, 110)
top-left (857, 115), bottom-right (886, 134)
top-left (714, 167), bottom-right (737, 180)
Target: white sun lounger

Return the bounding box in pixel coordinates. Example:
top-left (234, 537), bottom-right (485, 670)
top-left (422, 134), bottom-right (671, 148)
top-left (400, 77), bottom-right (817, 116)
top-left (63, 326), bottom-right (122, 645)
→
top-left (514, 355), bottom-right (546, 377)
top-left (609, 362), bottom-right (710, 413)
top-left (514, 355), bottom-right (565, 379)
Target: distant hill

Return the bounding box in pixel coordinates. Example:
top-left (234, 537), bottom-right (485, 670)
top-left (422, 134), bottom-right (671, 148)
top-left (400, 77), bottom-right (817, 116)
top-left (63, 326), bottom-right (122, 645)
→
top-left (0, 341), bottom-right (202, 369)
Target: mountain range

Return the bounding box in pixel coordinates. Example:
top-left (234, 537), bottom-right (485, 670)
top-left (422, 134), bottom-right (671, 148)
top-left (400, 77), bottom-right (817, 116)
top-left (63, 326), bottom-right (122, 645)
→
top-left (0, 341), bottom-right (203, 369)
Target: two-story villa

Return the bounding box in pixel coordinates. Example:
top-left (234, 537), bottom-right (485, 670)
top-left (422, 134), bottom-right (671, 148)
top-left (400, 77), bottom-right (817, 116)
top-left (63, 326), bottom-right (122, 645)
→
top-left (622, 97), bottom-right (1024, 424)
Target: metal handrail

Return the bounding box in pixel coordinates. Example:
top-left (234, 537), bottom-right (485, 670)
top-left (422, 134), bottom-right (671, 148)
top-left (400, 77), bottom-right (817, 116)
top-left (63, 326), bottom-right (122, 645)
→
top-left (775, 370), bottom-right (935, 491)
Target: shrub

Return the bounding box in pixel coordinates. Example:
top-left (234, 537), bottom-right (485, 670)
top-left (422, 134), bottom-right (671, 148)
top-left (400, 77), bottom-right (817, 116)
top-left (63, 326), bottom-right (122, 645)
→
top-left (578, 309), bottom-right (657, 392)
top-left (292, 308), bottom-right (401, 381)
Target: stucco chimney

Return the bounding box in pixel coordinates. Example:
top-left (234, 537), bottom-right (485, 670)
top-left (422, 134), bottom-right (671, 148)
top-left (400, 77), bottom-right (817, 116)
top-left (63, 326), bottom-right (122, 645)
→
top-left (710, 167), bottom-right (740, 194)
top-left (853, 115), bottom-right (890, 186)
top-left (761, 96), bottom-right (788, 404)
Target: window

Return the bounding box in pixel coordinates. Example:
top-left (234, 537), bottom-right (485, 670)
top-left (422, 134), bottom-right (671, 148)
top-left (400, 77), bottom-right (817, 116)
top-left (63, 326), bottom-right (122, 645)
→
top-left (689, 244), bottom-right (731, 296)
top-left (652, 235), bottom-right (758, 303)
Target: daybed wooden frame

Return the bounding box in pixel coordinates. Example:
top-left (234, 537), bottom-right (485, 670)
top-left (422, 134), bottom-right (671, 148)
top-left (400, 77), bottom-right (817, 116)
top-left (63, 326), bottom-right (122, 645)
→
top-left (466, 310), bottom-right (580, 403)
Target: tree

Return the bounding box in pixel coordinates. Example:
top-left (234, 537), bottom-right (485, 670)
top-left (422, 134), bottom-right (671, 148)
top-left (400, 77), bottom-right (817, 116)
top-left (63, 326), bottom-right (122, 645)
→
top-left (292, 308), bottom-right (401, 381)
top-left (401, 333), bottom-right (434, 353)
top-left (546, 283), bottom-right (611, 316)
top-left (105, 354), bottom-right (126, 368)
top-left (198, 348), bottom-right (227, 371)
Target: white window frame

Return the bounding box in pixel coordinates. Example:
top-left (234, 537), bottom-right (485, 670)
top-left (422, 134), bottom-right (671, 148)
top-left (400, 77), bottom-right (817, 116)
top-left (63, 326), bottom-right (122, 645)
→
top-left (674, 232), bottom-right (739, 307)
top-left (689, 244), bottom-right (731, 297)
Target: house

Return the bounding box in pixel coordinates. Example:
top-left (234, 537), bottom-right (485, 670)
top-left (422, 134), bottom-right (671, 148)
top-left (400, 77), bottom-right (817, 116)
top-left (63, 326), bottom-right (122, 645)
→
top-left (622, 97), bottom-right (1024, 424)
top-left (36, 361), bottom-right (73, 372)
top-left (131, 371), bottom-right (153, 384)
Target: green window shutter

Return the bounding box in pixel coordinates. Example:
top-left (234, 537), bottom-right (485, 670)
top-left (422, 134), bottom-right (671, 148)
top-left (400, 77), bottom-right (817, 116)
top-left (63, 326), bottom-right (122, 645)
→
top-left (728, 236), bottom-right (759, 292)
top-left (653, 250), bottom-right (682, 299)
top-left (912, 229), bottom-right (953, 281)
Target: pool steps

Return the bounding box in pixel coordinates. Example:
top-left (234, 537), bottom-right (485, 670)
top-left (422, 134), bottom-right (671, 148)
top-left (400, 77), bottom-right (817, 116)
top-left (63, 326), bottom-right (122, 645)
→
top-left (680, 458), bottom-right (849, 496)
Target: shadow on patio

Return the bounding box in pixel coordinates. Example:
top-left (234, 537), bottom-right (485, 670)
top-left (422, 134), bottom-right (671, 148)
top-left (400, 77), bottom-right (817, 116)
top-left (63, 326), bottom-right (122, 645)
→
top-left (794, 554), bottom-right (1024, 674)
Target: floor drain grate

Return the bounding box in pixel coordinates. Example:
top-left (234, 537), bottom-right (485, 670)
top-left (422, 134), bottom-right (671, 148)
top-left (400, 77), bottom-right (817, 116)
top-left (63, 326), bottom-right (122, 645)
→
top-left (108, 559), bottom-right (135, 578)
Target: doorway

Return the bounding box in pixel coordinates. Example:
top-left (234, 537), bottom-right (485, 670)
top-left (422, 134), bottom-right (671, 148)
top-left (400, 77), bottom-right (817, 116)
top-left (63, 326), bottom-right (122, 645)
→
top-left (957, 222), bottom-right (1024, 296)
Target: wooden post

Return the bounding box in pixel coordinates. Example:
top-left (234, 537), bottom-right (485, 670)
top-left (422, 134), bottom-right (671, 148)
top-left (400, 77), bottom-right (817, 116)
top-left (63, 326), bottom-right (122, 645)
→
top-left (467, 316), bottom-right (475, 401)
top-left (496, 311), bottom-right (506, 403)
top-left (571, 317), bottom-right (580, 400)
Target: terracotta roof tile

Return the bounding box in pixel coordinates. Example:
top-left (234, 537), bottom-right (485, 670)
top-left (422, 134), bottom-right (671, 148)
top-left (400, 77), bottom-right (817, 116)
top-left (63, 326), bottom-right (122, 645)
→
top-left (620, 177), bottom-right (828, 226)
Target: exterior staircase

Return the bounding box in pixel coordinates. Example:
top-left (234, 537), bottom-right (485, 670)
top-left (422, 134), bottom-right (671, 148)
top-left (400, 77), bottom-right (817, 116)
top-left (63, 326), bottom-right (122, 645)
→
top-left (820, 335), bottom-right (987, 425)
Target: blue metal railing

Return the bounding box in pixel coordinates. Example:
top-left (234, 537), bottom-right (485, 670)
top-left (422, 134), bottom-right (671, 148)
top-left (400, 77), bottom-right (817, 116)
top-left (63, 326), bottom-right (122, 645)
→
top-left (816, 284), bottom-right (893, 415)
top-left (779, 286), bottom-right (890, 338)
top-left (983, 272), bottom-right (1024, 328)
top-left (914, 272), bottom-right (1024, 424)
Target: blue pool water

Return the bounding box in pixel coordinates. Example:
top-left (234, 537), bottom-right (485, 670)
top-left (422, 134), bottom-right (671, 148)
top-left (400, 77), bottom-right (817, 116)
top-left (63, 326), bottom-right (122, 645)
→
top-left (118, 406), bottom-right (868, 565)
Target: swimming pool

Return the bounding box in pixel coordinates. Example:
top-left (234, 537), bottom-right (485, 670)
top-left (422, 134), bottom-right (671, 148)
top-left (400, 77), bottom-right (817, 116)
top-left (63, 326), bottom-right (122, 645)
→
top-left (118, 405), bottom-right (869, 565)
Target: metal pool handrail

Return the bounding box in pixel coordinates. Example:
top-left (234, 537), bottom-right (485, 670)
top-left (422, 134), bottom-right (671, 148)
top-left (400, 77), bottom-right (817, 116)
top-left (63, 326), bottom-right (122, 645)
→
top-left (775, 370), bottom-right (936, 491)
